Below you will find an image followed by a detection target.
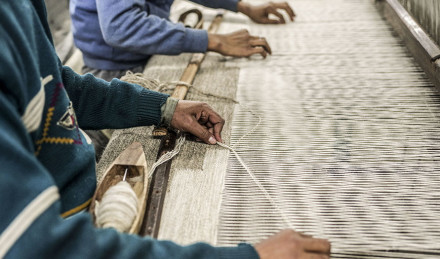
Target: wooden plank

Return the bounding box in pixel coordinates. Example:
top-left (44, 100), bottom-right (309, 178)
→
top-left (386, 0), bottom-right (440, 59)
top-left (376, 0), bottom-right (440, 91)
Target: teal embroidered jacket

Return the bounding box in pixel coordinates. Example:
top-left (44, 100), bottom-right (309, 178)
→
top-left (0, 0), bottom-right (259, 258)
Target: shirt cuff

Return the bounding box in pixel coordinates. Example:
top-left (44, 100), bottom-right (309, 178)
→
top-left (223, 0), bottom-right (240, 12)
top-left (160, 97), bottom-right (179, 127)
top-left (182, 28), bottom-right (209, 53)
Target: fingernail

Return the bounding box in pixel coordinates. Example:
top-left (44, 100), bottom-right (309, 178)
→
top-left (209, 136), bottom-right (217, 144)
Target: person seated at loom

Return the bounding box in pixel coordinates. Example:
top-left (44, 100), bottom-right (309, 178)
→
top-left (69, 0), bottom-right (296, 81)
top-left (0, 1), bottom-right (330, 258)
top-left (69, 0), bottom-right (295, 162)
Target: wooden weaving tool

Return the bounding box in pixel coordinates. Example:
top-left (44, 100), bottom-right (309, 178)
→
top-left (89, 142), bottom-right (148, 234)
top-left (140, 10), bottom-right (225, 237)
top-left (152, 9), bottom-right (223, 137)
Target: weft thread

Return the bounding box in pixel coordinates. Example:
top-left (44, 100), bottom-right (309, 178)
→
top-left (95, 181), bottom-right (139, 232)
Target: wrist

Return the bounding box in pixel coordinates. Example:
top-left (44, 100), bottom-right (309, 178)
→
top-left (237, 1), bottom-right (252, 16)
top-left (207, 33), bottom-right (222, 52)
top-left (160, 97), bottom-right (179, 127)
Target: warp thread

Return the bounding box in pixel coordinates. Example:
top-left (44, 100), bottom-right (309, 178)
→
top-left (216, 142), bottom-right (294, 229)
top-left (148, 120), bottom-right (294, 229)
top-left (95, 181), bottom-right (139, 232)
top-left (145, 135), bottom-right (294, 229)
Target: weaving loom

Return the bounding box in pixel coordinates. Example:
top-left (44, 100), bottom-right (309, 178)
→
top-left (97, 0), bottom-right (440, 258)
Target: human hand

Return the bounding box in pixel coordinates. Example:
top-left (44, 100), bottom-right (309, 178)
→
top-left (208, 30), bottom-right (271, 58)
top-left (170, 100), bottom-right (224, 144)
top-left (237, 1), bottom-right (295, 24)
top-left (255, 229), bottom-right (331, 259)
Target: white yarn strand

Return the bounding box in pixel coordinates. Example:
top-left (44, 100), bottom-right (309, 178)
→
top-left (147, 135), bottom-right (186, 178)
top-left (216, 141), bottom-right (294, 229)
top-left (95, 181), bottom-right (139, 232)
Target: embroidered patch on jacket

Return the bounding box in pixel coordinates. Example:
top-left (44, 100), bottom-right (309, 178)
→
top-left (57, 102), bottom-right (77, 130)
top-left (35, 83), bottom-right (84, 156)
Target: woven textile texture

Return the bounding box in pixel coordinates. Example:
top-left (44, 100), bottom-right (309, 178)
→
top-left (213, 0), bottom-right (440, 258)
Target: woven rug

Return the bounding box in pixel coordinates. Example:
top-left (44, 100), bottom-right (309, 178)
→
top-left (97, 0), bottom-right (440, 257)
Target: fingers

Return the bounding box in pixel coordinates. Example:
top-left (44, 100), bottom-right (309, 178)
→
top-left (212, 30), bottom-right (272, 58)
top-left (250, 46), bottom-right (268, 59)
top-left (255, 229), bottom-right (331, 259)
top-left (303, 253), bottom-right (330, 259)
top-left (271, 2), bottom-right (296, 21)
top-left (298, 232), bottom-right (313, 238)
top-left (198, 112), bottom-right (209, 125)
top-left (260, 18), bottom-right (282, 24)
top-left (266, 6), bottom-right (286, 24)
top-left (192, 105), bottom-right (224, 144)
top-left (250, 36), bottom-right (272, 54)
top-left (212, 117), bottom-right (224, 143)
top-left (243, 1), bottom-right (295, 24)
top-left (302, 238), bottom-right (331, 254)
top-left (204, 108), bottom-right (225, 143)
top-left (171, 101), bottom-right (224, 144)
top-left (189, 120), bottom-right (217, 144)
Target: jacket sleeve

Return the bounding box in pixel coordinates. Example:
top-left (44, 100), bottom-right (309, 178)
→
top-left (0, 1), bottom-right (261, 257)
top-left (189, 0), bottom-right (239, 12)
top-left (96, 0), bottom-right (208, 55)
top-left (0, 49), bottom-right (259, 259)
top-left (61, 66), bottom-right (169, 130)
top-left (0, 81), bottom-right (259, 259)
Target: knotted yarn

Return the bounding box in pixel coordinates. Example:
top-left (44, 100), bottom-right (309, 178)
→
top-left (121, 72), bottom-right (238, 103)
top-left (95, 181), bottom-right (139, 232)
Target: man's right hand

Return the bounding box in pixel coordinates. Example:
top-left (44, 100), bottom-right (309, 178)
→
top-left (170, 100), bottom-right (224, 145)
top-left (255, 229), bottom-right (331, 259)
top-left (208, 30), bottom-right (272, 58)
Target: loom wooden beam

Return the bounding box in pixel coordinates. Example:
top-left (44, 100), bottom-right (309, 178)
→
top-left (376, 0), bottom-right (440, 91)
top-left (170, 53), bottom-right (205, 100)
top-left (140, 11), bottom-right (224, 238)
top-left (154, 12), bottom-right (225, 132)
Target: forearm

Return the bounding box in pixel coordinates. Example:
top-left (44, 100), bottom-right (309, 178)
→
top-left (96, 0), bottom-right (208, 55)
top-left (236, 1), bottom-right (252, 16)
top-left (62, 66), bottom-right (168, 130)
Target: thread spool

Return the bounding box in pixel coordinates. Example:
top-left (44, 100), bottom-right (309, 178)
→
top-left (95, 178), bottom-right (139, 232)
